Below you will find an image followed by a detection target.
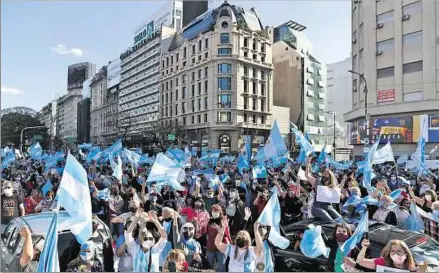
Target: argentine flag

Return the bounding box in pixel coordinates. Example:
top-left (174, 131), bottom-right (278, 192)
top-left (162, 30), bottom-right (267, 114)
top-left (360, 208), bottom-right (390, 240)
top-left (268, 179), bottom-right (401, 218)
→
top-left (57, 153), bottom-right (92, 244)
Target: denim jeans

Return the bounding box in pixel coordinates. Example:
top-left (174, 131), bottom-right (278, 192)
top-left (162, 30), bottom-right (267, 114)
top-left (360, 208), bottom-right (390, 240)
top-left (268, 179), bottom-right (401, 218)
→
top-left (312, 203), bottom-right (342, 222)
top-left (207, 250), bottom-right (226, 272)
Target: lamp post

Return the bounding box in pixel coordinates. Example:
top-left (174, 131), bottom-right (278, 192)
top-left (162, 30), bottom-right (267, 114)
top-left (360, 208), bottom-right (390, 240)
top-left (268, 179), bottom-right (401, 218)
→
top-left (20, 125), bottom-right (47, 154)
top-left (348, 70), bottom-right (369, 122)
top-left (326, 111), bottom-right (336, 160)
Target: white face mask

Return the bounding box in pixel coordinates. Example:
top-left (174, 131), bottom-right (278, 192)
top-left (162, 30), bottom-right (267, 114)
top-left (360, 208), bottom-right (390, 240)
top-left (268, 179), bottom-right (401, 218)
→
top-left (212, 212), bottom-right (220, 219)
top-left (142, 240), bottom-right (154, 250)
top-left (3, 188), bottom-right (13, 197)
top-left (390, 253), bottom-right (406, 265)
top-left (80, 251), bottom-right (94, 261)
top-left (425, 195), bottom-right (432, 202)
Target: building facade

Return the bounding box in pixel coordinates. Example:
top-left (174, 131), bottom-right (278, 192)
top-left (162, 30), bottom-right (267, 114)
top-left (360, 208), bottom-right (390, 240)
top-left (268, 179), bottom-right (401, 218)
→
top-left (273, 21), bottom-right (327, 150)
top-left (90, 66), bottom-right (109, 145)
top-left (327, 57), bottom-right (353, 160)
top-left (160, 2), bottom-right (274, 152)
top-left (346, 0), bottom-right (439, 157)
top-left (56, 89), bottom-right (83, 143)
top-left (38, 102), bottom-right (54, 136)
top-left (77, 98), bottom-right (91, 144)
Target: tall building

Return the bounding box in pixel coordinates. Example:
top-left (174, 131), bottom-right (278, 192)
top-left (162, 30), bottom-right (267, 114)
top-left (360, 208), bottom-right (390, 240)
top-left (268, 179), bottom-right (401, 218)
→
top-left (160, 2), bottom-right (274, 152)
top-left (77, 98), bottom-right (91, 143)
top-left (37, 102), bottom-right (54, 136)
top-left (326, 57), bottom-right (353, 160)
top-left (57, 62), bottom-right (96, 143)
top-left (346, 0), bottom-right (439, 157)
top-left (90, 66), bottom-right (108, 145)
top-left (182, 1), bottom-right (208, 27)
top-left (103, 58), bottom-right (122, 145)
top-left (273, 21), bottom-right (328, 150)
top-left (118, 0), bottom-right (183, 148)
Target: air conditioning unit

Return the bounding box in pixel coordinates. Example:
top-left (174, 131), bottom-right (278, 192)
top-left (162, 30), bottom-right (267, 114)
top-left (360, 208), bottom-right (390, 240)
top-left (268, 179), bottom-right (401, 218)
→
top-left (352, 38), bottom-right (357, 44)
top-left (376, 23), bottom-right (384, 29)
top-left (402, 14), bottom-right (410, 21)
top-left (376, 50), bottom-right (383, 56)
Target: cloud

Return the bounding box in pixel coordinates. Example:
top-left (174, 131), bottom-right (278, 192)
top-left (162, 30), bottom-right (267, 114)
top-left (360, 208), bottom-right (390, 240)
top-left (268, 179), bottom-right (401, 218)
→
top-left (50, 44), bottom-right (84, 56)
top-left (1, 86), bottom-right (23, 95)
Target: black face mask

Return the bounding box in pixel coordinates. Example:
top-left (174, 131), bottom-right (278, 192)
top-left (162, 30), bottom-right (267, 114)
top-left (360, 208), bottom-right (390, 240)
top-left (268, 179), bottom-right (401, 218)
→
top-left (236, 238), bottom-right (247, 248)
top-left (92, 223), bottom-right (99, 233)
top-left (183, 232), bottom-right (193, 240)
top-left (130, 207), bottom-right (138, 213)
top-left (163, 218), bottom-right (172, 222)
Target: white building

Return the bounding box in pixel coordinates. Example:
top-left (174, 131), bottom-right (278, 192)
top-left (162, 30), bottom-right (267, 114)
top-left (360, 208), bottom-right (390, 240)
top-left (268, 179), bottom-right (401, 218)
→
top-left (346, 0), bottom-right (439, 156)
top-left (160, 2), bottom-right (274, 151)
top-left (327, 57), bottom-right (353, 160)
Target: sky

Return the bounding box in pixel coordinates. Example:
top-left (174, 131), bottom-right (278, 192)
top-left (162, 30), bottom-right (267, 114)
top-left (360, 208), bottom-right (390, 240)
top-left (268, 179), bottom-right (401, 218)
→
top-left (1, 0), bottom-right (351, 111)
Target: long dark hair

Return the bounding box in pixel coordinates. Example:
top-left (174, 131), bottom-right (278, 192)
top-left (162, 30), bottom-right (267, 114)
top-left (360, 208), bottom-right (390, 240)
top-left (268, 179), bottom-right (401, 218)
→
top-left (208, 204), bottom-right (224, 225)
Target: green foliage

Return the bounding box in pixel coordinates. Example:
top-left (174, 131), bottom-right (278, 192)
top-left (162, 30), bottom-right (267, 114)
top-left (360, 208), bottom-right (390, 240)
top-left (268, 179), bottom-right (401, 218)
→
top-left (1, 112), bottom-right (48, 147)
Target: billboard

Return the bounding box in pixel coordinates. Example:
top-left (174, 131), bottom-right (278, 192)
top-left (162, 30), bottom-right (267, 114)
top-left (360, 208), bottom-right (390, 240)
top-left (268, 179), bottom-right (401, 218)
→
top-left (133, 0), bottom-right (182, 45)
top-left (349, 114), bottom-right (439, 145)
top-left (377, 89), bottom-right (395, 103)
top-left (107, 58), bottom-right (122, 88)
top-left (68, 63), bottom-right (89, 90)
top-left (371, 116), bottom-right (413, 144)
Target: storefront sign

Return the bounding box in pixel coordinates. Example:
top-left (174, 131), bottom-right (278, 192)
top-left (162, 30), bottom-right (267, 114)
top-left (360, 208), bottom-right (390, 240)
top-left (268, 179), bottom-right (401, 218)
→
top-left (377, 89), bottom-right (395, 103)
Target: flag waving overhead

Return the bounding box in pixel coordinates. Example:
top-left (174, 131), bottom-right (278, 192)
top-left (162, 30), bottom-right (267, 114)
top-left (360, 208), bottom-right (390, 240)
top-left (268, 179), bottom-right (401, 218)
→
top-left (57, 153), bottom-right (92, 244)
top-left (28, 142), bottom-right (43, 159)
top-left (264, 120), bottom-right (288, 158)
top-left (300, 225), bottom-right (330, 258)
top-left (340, 211), bottom-right (369, 257)
top-left (372, 141), bottom-right (395, 165)
top-left (37, 211), bottom-right (60, 272)
top-left (256, 188), bottom-right (290, 249)
top-left (123, 148), bottom-right (141, 166)
top-left (146, 153), bottom-right (185, 183)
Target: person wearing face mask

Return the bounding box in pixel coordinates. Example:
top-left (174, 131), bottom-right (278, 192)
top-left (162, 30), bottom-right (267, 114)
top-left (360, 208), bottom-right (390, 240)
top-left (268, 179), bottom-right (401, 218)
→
top-left (24, 188), bottom-right (42, 215)
top-left (327, 223), bottom-right (368, 272)
top-left (372, 195), bottom-right (398, 225)
top-left (108, 186), bottom-right (124, 237)
top-left (160, 207), bottom-right (181, 267)
top-left (388, 173), bottom-right (401, 191)
top-left (192, 198), bottom-right (210, 245)
top-left (180, 195), bottom-right (196, 222)
top-left (394, 198), bottom-right (412, 227)
top-left (125, 211), bottom-right (168, 272)
top-left (66, 241), bottom-right (104, 272)
top-left (174, 219), bottom-right (204, 269)
top-left (1, 181), bottom-right (25, 225)
top-left (116, 219), bottom-right (134, 272)
top-left (356, 239), bottom-right (417, 271)
top-left (215, 219), bottom-right (263, 272)
top-left (410, 188), bottom-right (437, 213)
top-left (206, 205), bottom-right (231, 272)
top-left (253, 225), bottom-right (275, 272)
top-left (34, 190), bottom-right (55, 213)
top-left (424, 201), bottom-right (439, 241)
top-left (145, 192), bottom-right (163, 215)
top-left (282, 186), bottom-right (303, 222)
top-left (202, 186), bottom-right (223, 212)
top-left (253, 189), bottom-right (269, 216)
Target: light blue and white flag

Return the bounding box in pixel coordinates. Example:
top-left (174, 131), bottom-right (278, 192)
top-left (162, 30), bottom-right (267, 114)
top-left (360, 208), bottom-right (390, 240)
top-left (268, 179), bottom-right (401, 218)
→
top-left (256, 188), bottom-right (290, 249)
top-left (57, 153), bottom-right (92, 244)
top-left (252, 165), bottom-right (267, 178)
top-left (362, 138), bottom-right (380, 191)
top-left (199, 150), bottom-right (220, 166)
top-left (193, 169), bottom-right (215, 180)
top-left (237, 153), bottom-right (249, 174)
top-left (139, 154), bottom-right (155, 165)
top-left (28, 142), bottom-right (43, 159)
top-left (86, 148), bottom-right (101, 164)
top-left (264, 120), bottom-right (288, 158)
top-left (372, 141), bottom-right (395, 165)
top-left (397, 154), bottom-right (409, 165)
top-left (101, 139), bottom-right (122, 159)
top-left (110, 156), bottom-right (123, 181)
top-left (42, 181), bottom-right (53, 197)
top-left (78, 143), bottom-right (93, 150)
top-left (123, 148), bottom-right (141, 167)
top-left (340, 211), bottom-right (369, 257)
top-left (146, 153), bottom-right (185, 183)
top-left (317, 143), bottom-right (327, 164)
top-left (244, 135), bottom-right (252, 164)
top-left (96, 188), bottom-right (110, 202)
top-left (2, 152), bottom-right (15, 168)
top-left (37, 211), bottom-right (60, 272)
top-left (325, 155), bottom-right (351, 170)
top-left (403, 203), bottom-right (424, 232)
top-left (300, 225), bottom-right (330, 258)
top-left (219, 155), bottom-right (235, 163)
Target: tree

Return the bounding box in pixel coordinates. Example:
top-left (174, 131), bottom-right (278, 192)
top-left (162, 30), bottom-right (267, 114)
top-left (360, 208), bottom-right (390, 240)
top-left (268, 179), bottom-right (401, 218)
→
top-left (117, 115), bottom-right (134, 146)
top-left (144, 121), bottom-right (188, 152)
top-left (1, 110), bottom-right (49, 148)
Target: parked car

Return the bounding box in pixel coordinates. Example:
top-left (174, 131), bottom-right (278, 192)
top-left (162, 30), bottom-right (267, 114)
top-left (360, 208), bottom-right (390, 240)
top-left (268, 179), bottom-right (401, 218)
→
top-left (1, 211), bottom-right (111, 272)
top-left (275, 218), bottom-right (439, 272)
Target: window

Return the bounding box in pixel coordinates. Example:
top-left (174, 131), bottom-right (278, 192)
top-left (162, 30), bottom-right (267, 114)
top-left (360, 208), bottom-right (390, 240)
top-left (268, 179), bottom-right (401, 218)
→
top-left (377, 11), bottom-right (393, 24)
top-left (252, 98), bottom-right (257, 110)
top-left (377, 39), bottom-right (394, 53)
top-left (182, 87), bottom-right (186, 98)
top-left (218, 48), bottom-right (232, 55)
top-left (260, 84), bottom-right (265, 96)
top-left (192, 58), bottom-right (195, 64)
top-left (244, 51), bottom-right (248, 58)
top-left (205, 38), bottom-right (209, 49)
top-left (253, 54), bottom-right (257, 60)
top-left (176, 78), bottom-right (179, 87)
top-left (403, 31), bottom-right (422, 45)
top-left (253, 69), bottom-right (257, 78)
top-left (244, 66), bottom-right (248, 76)
top-left (191, 85), bottom-right (195, 97)
top-left (244, 113), bottom-right (248, 122)
top-left (166, 93), bottom-right (169, 103)
top-left (377, 66), bottom-right (394, 78)
top-left (307, 114), bottom-right (315, 121)
top-left (198, 40), bottom-right (202, 51)
top-left (218, 94), bottom-right (232, 108)
top-left (403, 91), bottom-right (423, 102)
top-left (244, 97), bottom-right (248, 109)
top-left (175, 104), bottom-right (178, 115)
top-left (318, 116), bottom-right (325, 122)
top-left (260, 99), bottom-right (265, 112)
top-left (183, 117), bottom-right (187, 125)
top-left (192, 115), bottom-right (195, 124)
top-left (403, 1), bottom-right (422, 16)
top-left (192, 45), bottom-right (196, 55)
top-left (198, 98), bottom-right (201, 110)
top-left (244, 37), bottom-right (248, 47)
top-left (197, 115), bottom-right (201, 123)
top-left (198, 69), bottom-right (202, 79)
top-left (261, 56), bottom-right (265, 63)
top-left (220, 33), bottom-right (230, 44)
top-left (175, 90), bottom-right (179, 100)
top-left (198, 82), bottom-right (201, 95)
top-left (261, 71), bottom-right (265, 80)
top-left (183, 47), bottom-right (187, 58)
top-left (191, 100), bottom-right (195, 112)
top-left (204, 67), bottom-right (209, 78)
top-left (244, 80), bottom-right (249, 93)
top-left (218, 112), bottom-right (232, 122)
top-left (252, 115), bottom-right (256, 124)
top-left (218, 63), bottom-right (232, 73)
top-left (252, 82), bottom-right (257, 95)
top-left (204, 97), bottom-right (208, 109)
top-left (261, 43), bottom-right (265, 53)
top-left (403, 61), bottom-right (423, 74)
top-left (252, 39), bottom-right (257, 50)
top-left (307, 90), bottom-right (315, 97)
top-left (176, 53), bottom-right (179, 62)
top-left (204, 113), bottom-right (207, 122)
top-left (204, 80), bottom-right (208, 94)
top-left (218, 77), bottom-right (232, 90)
top-left (182, 74), bottom-right (187, 85)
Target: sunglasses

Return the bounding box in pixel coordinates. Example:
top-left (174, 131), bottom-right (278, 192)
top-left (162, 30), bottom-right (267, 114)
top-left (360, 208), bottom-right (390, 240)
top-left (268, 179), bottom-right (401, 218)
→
top-left (144, 237), bottom-right (154, 241)
top-left (183, 227), bottom-right (194, 231)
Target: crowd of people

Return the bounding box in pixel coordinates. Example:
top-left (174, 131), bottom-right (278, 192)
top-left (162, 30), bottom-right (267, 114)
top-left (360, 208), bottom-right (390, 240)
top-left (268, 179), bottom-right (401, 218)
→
top-left (1, 144), bottom-right (439, 272)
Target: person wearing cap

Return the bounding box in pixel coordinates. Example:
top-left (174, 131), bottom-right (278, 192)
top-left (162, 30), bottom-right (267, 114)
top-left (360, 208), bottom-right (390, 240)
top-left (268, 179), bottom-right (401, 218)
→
top-left (1, 180), bottom-right (25, 225)
top-left (174, 218), bottom-right (204, 269)
top-left (66, 240), bottom-right (104, 272)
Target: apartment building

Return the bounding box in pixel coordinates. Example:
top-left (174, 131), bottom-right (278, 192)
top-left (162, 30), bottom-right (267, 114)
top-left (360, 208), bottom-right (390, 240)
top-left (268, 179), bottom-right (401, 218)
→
top-left (160, 2), bottom-right (274, 152)
top-left (345, 0), bottom-right (439, 157)
top-left (37, 102), bottom-right (55, 136)
top-left (90, 66), bottom-right (108, 145)
top-left (273, 21), bottom-right (327, 149)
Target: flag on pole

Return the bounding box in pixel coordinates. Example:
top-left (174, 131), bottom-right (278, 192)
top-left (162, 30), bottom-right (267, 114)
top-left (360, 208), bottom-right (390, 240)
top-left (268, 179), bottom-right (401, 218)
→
top-left (37, 211), bottom-right (60, 272)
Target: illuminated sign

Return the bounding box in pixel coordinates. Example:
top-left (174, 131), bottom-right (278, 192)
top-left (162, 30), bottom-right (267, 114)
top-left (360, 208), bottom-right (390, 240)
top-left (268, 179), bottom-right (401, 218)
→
top-left (134, 21), bottom-right (154, 45)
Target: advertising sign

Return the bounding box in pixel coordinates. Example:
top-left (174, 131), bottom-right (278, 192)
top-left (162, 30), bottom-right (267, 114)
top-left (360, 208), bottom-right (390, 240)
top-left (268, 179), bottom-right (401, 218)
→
top-left (428, 114), bottom-right (439, 142)
top-left (377, 89), bottom-right (395, 103)
top-left (107, 58), bottom-right (122, 88)
top-left (371, 116), bottom-right (413, 144)
top-left (68, 62), bottom-right (89, 90)
top-left (349, 119), bottom-right (370, 145)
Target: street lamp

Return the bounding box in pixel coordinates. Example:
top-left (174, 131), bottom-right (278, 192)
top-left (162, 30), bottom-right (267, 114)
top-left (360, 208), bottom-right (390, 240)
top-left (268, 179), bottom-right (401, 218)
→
top-left (348, 70), bottom-right (369, 122)
top-left (20, 125), bottom-right (47, 154)
top-left (326, 111), bottom-right (336, 160)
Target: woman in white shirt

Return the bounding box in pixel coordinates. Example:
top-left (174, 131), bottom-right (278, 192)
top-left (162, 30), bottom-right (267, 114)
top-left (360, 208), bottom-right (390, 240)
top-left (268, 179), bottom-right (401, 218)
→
top-left (34, 190), bottom-right (55, 213)
top-left (215, 217), bottom-right (263, 272)
top-left (125, 211), bottom-right (168, 272)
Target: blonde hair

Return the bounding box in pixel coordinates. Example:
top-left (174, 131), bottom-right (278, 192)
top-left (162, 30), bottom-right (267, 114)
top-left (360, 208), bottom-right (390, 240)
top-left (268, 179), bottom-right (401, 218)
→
top-left (163, 249), bottom-right (186, 272)
top-left (432, 201), bottom-right (439, 211)
top-left (234, 230), bottom-right (252, 259)
top-left (380, 240), bottom-right (415, 270)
